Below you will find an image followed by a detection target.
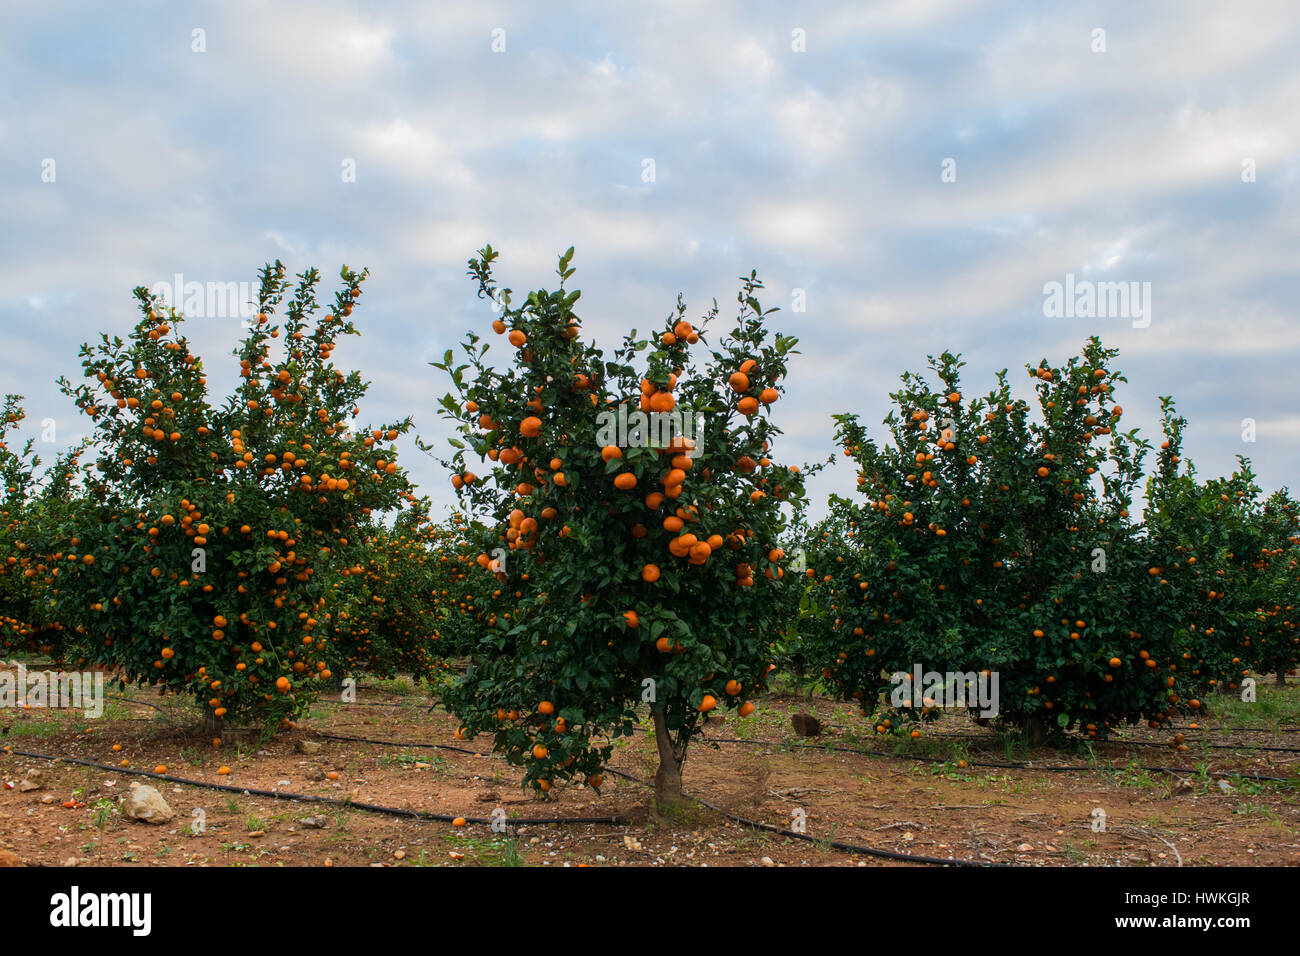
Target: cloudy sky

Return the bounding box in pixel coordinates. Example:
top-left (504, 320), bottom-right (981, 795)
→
top-left (2, 0), bottom-right (1297, 519)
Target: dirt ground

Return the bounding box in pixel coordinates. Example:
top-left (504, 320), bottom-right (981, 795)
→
top-left (2, 667), bottom-right (1298, 867)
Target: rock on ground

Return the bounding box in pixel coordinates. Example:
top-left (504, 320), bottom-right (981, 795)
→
top-left (124, 784), bottom-right (174, 824)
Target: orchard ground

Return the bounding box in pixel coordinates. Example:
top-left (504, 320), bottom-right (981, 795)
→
top-left (2, 659), bottom-right (1298, 867)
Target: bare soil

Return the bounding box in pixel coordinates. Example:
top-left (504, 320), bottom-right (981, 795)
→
top-left (2, 669), bottom-right (1297, 867)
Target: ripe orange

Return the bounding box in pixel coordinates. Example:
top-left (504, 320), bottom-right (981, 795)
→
top-left (613, 472), bottom-right (637, 490)
top-left (698, 694), bottom-right (717, 713)
top-left (728, 372), bottom-right (749, 392)
top-left (537, 700), bottom-right (555, 715)
top-left (642, 563), bottom-right (660, 583)
top-left (453, 817), bottom-right (467, 827)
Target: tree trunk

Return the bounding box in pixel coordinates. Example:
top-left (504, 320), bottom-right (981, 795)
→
top-left (1278, 667), bottom-right (1287, 687)
top-left (199, 710), bottom-right (224, 738)
top-left (650, 708), bottom-right (689, 815)
top-left (1022, 714), bottom-right (1048, 748)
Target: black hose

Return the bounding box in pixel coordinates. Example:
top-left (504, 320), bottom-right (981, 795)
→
top-left (597, 767), bottom-right (1005, 867)
top-left (698, 734), bottom-right (1297, 784)
top-left (0, 746), bottom-right (627, 826)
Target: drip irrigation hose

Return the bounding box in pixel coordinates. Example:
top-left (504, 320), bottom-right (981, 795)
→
top-left (1071, 736), bottom-right (1300, 754)
top-left (233, 731), bottom-right (1011, 865)
top-left (0, 746), bottom-right (627, 827)
top-left (596, 766), bottom-right (1005, 867)
top-left (916, 729), bottom-right (1300, 753)
top-left (697, 734), bottom-right (1297, 784)
top-left (15, 724), bottom-right (1273, 865)
top-left (320, 725), bottom-right (1297, 786)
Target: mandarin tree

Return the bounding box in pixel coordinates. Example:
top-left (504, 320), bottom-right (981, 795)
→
top-left (1248, 490), bottom-right (1300, 684)
top-left (43, 263), bottom-right (414, 731)
top-left (331, 504), bottom-right (481, 683)
top-left (1144, 405), bottom-right (1299, 697)
top-left (432, 246), bottom-right (807, 809)
top-left (1140, 402), bottom-right (1254, 706)
top-left (0, 396), bottom-right (83, 658)
top-left (804, 338), bottom-right (1218, 742)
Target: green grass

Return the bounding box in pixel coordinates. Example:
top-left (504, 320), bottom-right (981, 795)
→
top-left (444, 833), bottom-right (523, 866)
top-left (1211, 681), bottom-right (1300, 731)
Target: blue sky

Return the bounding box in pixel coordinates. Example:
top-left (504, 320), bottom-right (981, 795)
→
top-left (2, 0), bottom-right (1297, 519)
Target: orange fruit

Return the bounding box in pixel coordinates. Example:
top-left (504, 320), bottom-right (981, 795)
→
top-left (738, 701), bottom-right (755, 717)
top-left (537, 701), bottom-right (555, 715)
top-left (452, 817), bottom-right (467, 827)
top-left (642, 563), bottom-right (660, 582)
top-left (698, 695), bottom-right (717, 713)
top-left (613, 472), bottom-right (637, 490)
top-left (601, 445), bottom-right (623, 462)
top-left (728, 372), bottom-right (749, 392)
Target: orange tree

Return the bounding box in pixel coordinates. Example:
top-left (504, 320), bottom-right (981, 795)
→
top-left (43, 262), bottom-right (415, 731)
top-left (0, 396), bottom-right (82, 658)
top-left (1144, 404), bottom-right (1299, 694)
top-left (431, 246), bottom-right (807, 808)
top-left (1140, 402), bottom-right (1254, 706)
top-left (1248, 490), bottom-right (1300, 684)
top-left (331, 504), bottom-right (481, 684)
top-left (802, 338), bottom-right (1222, 742)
